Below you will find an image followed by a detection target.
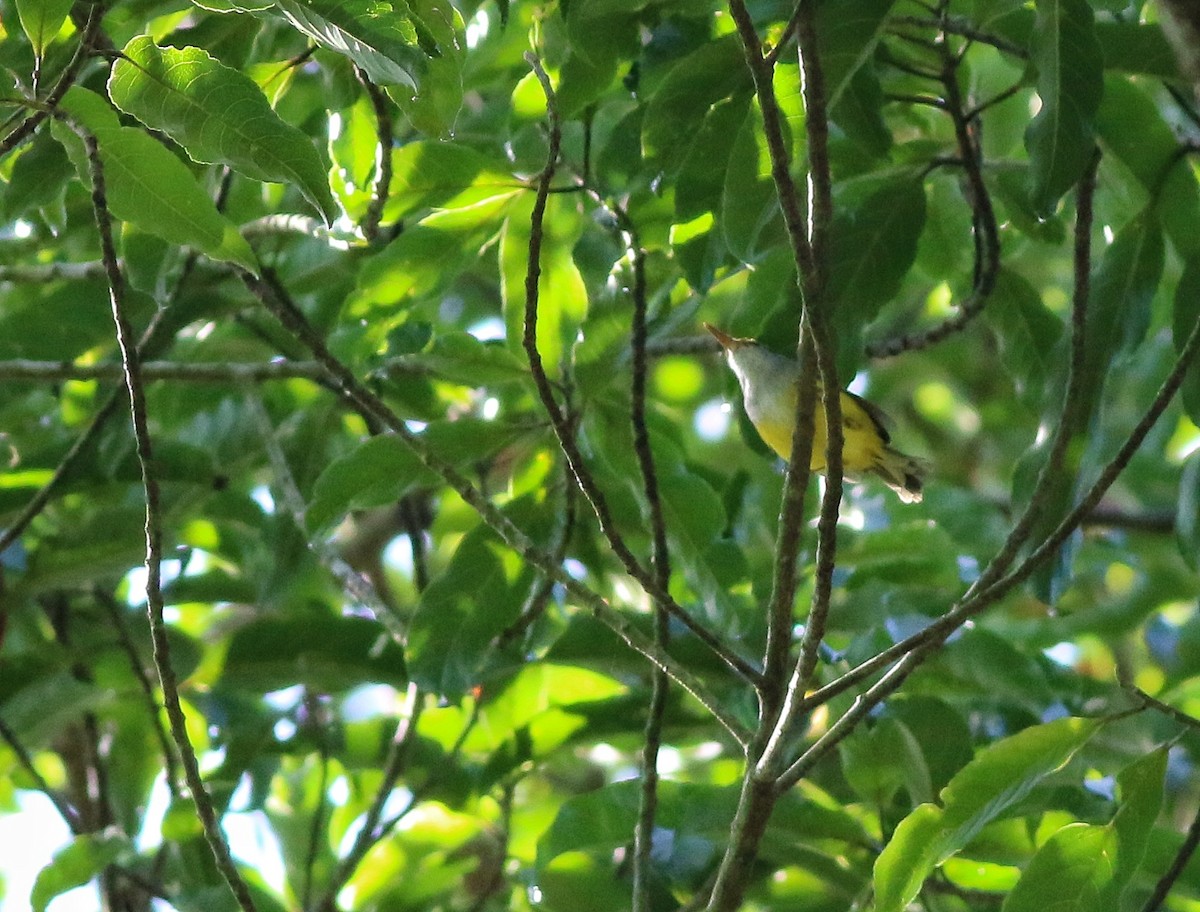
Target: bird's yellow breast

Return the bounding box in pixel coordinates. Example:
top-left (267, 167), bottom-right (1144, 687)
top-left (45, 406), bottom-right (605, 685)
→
top-left (751, 384), bottom-right (889, 477)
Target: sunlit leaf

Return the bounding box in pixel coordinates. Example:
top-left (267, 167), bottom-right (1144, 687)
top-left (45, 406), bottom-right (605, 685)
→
top-left (109, 36), bottom-right (339, 224)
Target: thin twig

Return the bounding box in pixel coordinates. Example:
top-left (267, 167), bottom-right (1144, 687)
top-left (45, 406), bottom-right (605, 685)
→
top-left (94, 589), bottom-right (181, 798)
top-left (77, 123), bottom-right (259, 912)
top-left (1141, 804), bottom-right (1200, 912)
top-left (0, 714), bottom-right (82, 832)
top-left (866, 15), bottom-right (1001, 358)
top-left (627, 229), bottom-right (672, 912)
top-left (318, 684), bottom-right (423, 912)
top-left (889, 14), bottom-right (1028, 58)
top-left (355, 68), bottom-right (394, 243)
top-left (0, 261), bottom-right (110, 282)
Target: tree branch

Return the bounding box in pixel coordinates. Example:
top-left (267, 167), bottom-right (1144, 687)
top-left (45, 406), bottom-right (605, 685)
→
top-left (77, 122), bottom-right (259, 912)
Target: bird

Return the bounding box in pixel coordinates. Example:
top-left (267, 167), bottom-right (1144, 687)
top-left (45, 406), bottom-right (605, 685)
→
top-left (705, 323), bottom-right (925, 503)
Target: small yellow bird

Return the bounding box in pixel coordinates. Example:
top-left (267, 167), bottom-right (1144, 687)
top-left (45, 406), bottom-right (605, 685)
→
top-left (705, 323), bottom-right (925, 503)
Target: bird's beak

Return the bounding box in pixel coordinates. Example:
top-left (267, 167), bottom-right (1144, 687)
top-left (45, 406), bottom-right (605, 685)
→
top-left (703, 322), bottom-right (746, 351)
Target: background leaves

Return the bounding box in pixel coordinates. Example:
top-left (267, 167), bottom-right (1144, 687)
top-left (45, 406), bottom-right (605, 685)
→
top-left (2, 2), bottom-right (1200, 911)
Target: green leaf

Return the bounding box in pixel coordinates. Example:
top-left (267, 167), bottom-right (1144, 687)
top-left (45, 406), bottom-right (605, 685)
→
top-left (408, 332), bottom-right (529, 385)
top-left (827, 177), bottom-right (926, 374)
top-left (1178, 452), bottom-right (1200, 571)
top-left (1024, 0), bottom-right (1103, 217)
top-left (386, 0), bottom-right (464, 137)
top-left (1097, 75), bottom-right (1200, 259)
top-left (816, 0), bottom-right (895, 110)
top-left (32, 832), bottom-right (131, 912)
top-left (873, 716), bottom-right (1100, 912)
top-left (1080, 211), bottom-right (1164, 425)
top-left (383, 140), bottom-right (512, 222)
top-left (1095, 21), bottom-right (1181, 79)
top-left (222, 614), bottom-right (407, 690)
top-left (984, 268), bottom-right (1065, 406)
top-left (1174, 255), bottom-right (1200, 426)
top-left (406, 523), bottom-right (527, 695)
top-left (307, 433), bottom-right (436, 533)
top-left (676, 93), bottom-right (751, 223)
top-left (270, 0), bottom-right (431, 88)
top-left (109, 36), bottom-right (338, 224)
top-left (539, 781), bottom-right (870, 874)
top-left (1000, 823), bottom-right (1116, 912)
top-left (464, 664), bottom-right (627, 753)
top-left (642, 34), bottom-right (750, 170)
top-left (721, 99), bottom-right (782, 264)
top-left (15, 0), bottom-right (73, 55)
top-left (51, 87), bottom-right (259, 272)
top-left (1107, 745), bottom-right (1167, 902)
top-left (660, 468), bottom-right (725, 564)
top-left (840, 717), bottom-right (921, 805)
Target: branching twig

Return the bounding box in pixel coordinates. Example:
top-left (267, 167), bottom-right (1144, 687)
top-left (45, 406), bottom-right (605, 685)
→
top-left (708, 3), bottom-right (841, 908)
top-left (77, 123), bottom-right (259, 912)
top-left (318, 684), bottom-right (423, 912)
top-left (866, 13), bottom-right (1000, 359)
top-left (239, 272), bottom-right (750, 746)
top-left (0, 2), bottom-right (103, 156)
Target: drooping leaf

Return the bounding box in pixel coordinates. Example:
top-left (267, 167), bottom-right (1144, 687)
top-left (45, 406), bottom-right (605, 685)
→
top-left (269, 0), bottom-right (432, 89)
top-left (1097, 74), bottom-right (1200, 259)
top-left (984, 268), bottom-right (1065, 406)
top-left (109, 36), bottom-right (338, 224)
top-left (826, 177), bottom-right (926, 375)
top-left (15, 0), bottom-right (73, 55)
top-left (816, 0), bottom-right (895, 110)
top-left (386, 0), bottom-right (464, 137)
top-left (1024, 0), bottom-right (1103, 217)
top-left (1079, 210), bottom-right (1164, 426)
top-left (222, 614), bottom-right (407, 690)
top-left (383, 140), bottom-right (513, 222)
top-left (642, 34), bottom-right (750, 170)
top-left (1174, 255), bottom-right (1200, 425)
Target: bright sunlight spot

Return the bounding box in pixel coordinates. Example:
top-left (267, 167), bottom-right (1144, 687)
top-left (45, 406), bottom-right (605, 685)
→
top-left (465, 6), bottom-right (490, 48)
top-left (694, 399), bottom-right (731, 442)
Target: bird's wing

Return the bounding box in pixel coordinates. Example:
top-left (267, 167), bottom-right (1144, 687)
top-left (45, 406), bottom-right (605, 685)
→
top-left (844, 391), bottom-right (892, 444)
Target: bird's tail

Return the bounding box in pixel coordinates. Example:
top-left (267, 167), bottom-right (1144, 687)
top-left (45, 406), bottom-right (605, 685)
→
top-left (871, 446), bottom-right (926, 503)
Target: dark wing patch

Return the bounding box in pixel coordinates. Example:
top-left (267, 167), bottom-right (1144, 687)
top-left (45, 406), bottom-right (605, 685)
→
top-left (846, 391), bottom-right (891, 443)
